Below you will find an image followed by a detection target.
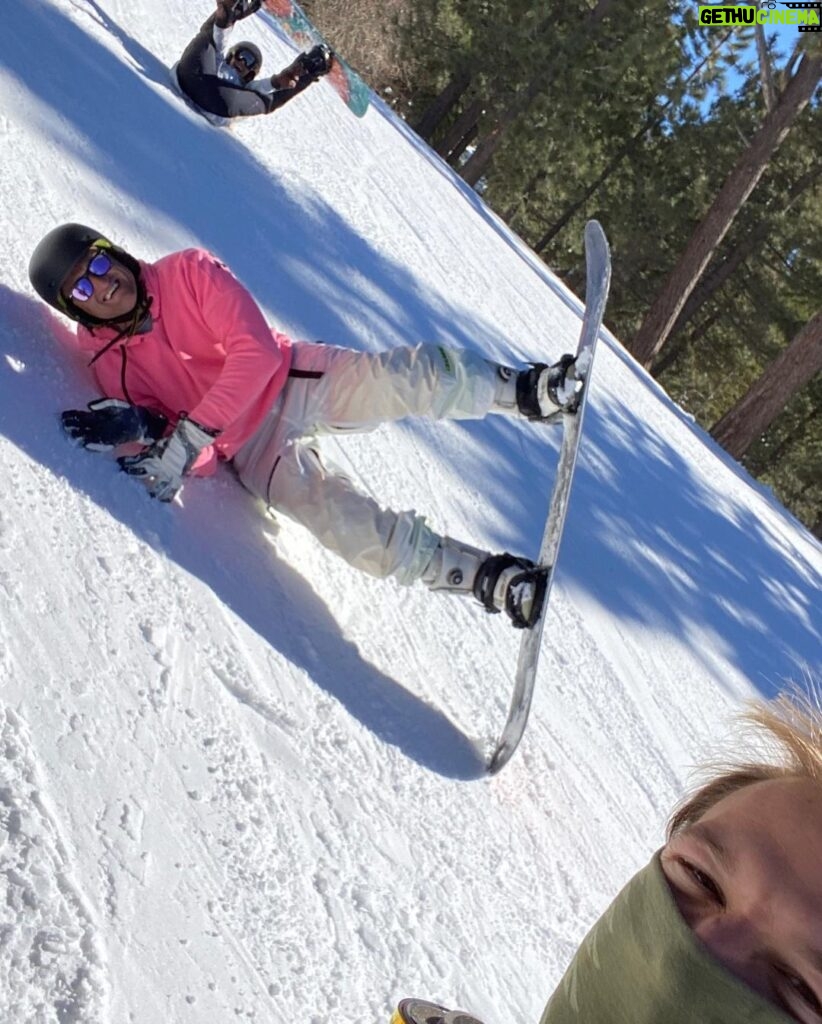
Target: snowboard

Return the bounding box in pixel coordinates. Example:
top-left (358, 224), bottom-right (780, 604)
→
top-left (487, 220), bottom-right (612, 775)
top-left (260, 0), bottom-right (371, 117)
top-left (392, 999), bottom-right (484, 1024)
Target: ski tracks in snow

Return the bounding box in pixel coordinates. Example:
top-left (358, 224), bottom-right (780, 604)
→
top-left (0, 707), bottom-right (110, 1024)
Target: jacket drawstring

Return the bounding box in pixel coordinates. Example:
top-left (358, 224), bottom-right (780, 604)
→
top-left (87, 296), bottom-right (153, 405)
top-left (119, 346), bottom-right (134, 406)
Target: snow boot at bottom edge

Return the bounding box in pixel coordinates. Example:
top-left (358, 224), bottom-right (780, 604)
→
top-left (392, 998), bottom-right (485, 1024)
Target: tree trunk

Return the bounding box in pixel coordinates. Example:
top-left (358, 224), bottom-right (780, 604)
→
top-left (710, 307), bottom-right (822, 459)
top-left (445, 123), bottom-right (479, 167)
top-left (459, 106), bottom-right (519, 187)
top-left (755, 1), bottom-right (777, 112)
top-left (435, 97), bottom-right (483, 161)
top-left (413, 71), bottom-right (471, 141)
top-left (630, 52), bottom-right (822, 369)
top-left (661, 162), bottom-right (822, 350)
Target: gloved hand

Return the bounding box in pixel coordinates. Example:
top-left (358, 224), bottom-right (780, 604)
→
top-left (61, 398), bottom-right (168, 452)
top-left (216, 0), bottom-right (261, 27)
top-left (118, 415), bottom-right (219, 503)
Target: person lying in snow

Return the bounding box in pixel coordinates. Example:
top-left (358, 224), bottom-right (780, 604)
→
top-left (398, 688), bottom-right (822, 1024)
top-left (172, 0), bottom-right (333, 125)
top-left (28, 224), bottom-right (584, 629)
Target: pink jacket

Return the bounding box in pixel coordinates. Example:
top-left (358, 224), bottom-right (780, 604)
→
top-left (68, 248), bottom-right (293, 474)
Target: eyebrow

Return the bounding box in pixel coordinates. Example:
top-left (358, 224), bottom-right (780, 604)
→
top-left (686, 823), bottom-right (734, 870)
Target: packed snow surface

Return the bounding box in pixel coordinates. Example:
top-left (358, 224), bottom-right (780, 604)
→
top-left (1, 2), bottom-right (820, 1022)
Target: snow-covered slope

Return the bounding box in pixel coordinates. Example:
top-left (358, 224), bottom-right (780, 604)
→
top-left (1, 2), bottom-right (820, 1022)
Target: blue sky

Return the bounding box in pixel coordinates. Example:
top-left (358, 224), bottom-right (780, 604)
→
top-left (701, 9), bottom-right (812, 105)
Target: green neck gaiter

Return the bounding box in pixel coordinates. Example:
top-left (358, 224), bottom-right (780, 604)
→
top-left (541, 852), bottom-right (793, 1024)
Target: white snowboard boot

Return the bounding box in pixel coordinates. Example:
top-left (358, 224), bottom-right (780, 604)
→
top-left (494, 353), bottom-right (583, 420)
top-left (422, 537), bottom-right (547, 629)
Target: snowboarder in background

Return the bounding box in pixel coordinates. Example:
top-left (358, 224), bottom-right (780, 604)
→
top-left (396, 688), bottom-right (822, 1024)
top-left (173, 0), bottom-right (333, 125)
top-left (28, 224), bottom-right (584, 629)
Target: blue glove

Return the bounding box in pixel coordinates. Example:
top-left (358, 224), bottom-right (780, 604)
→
top-left (118, 415), bottom-right (219, 503)
top-left (61, 398), bottom-right (168, 451)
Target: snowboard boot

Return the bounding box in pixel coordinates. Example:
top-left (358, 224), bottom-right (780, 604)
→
top-left (295, 44), bottom-right (334, 82)
top-left (392, 1000), bottom-right (485, 1024)
top-left (494, 353), bottom-right (583, 421)
top-left (473, 552), bottom-right (548, 629)
top-left (270, 45), bottom-right (333, 91)
top-left (216, 0), bottom-right (261, 27)
top-left (422, 538), bottom-right (547, 629)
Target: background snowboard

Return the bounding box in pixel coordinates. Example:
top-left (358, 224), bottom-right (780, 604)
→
top-left (260, 0), bottom-right (371, 117)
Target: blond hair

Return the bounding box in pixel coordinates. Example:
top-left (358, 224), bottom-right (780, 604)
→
top-left (667, 689), bottom-right (822, 838)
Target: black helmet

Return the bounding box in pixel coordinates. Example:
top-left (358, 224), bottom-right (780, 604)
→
top-left (29, 223), bottom-right (144, 327)
top-left (226, 41), bottom-right (262, 78)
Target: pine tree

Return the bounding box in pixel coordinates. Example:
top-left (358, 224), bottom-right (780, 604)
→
top-left (630, 50), bottom-right (822, 368)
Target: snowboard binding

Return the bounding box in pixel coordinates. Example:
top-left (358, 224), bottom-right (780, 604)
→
top-left (227, 0), bottom-right (262, 20)
top-left (393, 999), bottom-right (485, 1024)
top-left (216, 0), bottom-right (262, 28)
top-left (473, 553), bottom-right (548, 630)
top-left (517, 354), bottom-right (583, 420)
top-left (297, 43), bottom-right (334, 80)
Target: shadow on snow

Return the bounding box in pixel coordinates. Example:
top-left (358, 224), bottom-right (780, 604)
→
top-left (3, 2), bottom-right (819, 771)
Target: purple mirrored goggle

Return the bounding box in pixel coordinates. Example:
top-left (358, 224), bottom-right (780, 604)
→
top-left (233, 49), bottom-right (258, 69)
top-left (69, 251), bottom-right (113, 303)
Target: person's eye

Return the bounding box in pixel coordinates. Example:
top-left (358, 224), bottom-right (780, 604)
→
top-left (681, 859), bottom-right (724, 904)
top-left (775, 969), bottom-right (822, 1023)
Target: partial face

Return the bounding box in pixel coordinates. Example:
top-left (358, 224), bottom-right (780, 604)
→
top-left (228, 49), bottom-right (258, 84)
top-left (661, 777), bottom-right (822, 1023)
top-left (61, 248), bottom-right (138, 323)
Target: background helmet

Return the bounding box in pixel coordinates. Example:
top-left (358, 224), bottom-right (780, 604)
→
top-left (226, 41), bottom-right (262, 79)
top-left (28, 222), bottom-right (144, 327)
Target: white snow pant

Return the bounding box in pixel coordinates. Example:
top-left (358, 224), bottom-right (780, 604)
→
top-left (232, 342), bottom-right (501, 585)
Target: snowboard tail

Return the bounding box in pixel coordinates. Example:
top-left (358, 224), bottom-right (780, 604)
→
top-left (487, 220), bottom-right (612, 775)
top-left (260, 0), bottom-right (370, 117)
